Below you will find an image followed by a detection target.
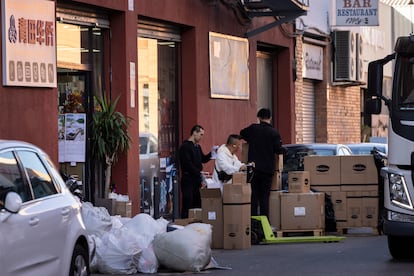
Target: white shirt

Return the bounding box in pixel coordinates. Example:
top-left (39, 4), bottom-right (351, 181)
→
top-left (212, 144), bottom-right (244, 193)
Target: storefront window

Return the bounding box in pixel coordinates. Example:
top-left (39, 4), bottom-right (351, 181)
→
top-left (56, 21), bottom-right (105, 201)
top-left (138, 36), bottom-right (178, 218)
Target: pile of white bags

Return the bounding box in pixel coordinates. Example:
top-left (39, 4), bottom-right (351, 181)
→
top-left (81, 202), bottom-right (214, 274)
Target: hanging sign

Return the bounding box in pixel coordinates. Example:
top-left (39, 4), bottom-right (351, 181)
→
top-left (335, 0), bottom-right (379, 26)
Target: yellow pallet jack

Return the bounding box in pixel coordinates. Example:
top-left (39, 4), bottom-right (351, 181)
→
top-left (251, 216), bottom-right (346, 244)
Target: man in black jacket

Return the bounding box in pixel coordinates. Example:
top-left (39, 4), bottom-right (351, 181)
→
top-left (178, 125), bottom-right (212, 218)
top-left (240, 108), bottom-right (285, 218)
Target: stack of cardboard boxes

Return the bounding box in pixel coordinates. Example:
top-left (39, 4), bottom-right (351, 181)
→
top-left (198, 171), bottom-right (252, 249)
top-left (304, 155), bottom-right (379, 231)
top-left (269, 155), bottom-right (325, 234)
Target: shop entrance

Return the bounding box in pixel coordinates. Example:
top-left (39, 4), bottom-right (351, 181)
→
top-left (138, 25), bottom-right (180, 218)
top-left (57, 70), bottom-right (93, 200)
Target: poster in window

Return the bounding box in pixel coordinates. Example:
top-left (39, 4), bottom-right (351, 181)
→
top-left (58, 113), bottom-right (86, 163)
top-left (209, 32), bottom-right (249, 99)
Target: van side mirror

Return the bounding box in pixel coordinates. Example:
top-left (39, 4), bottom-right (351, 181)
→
top-left (367, 60), bottom-right (384, 97)
top-left (365, 98), bottom-right (382, 115)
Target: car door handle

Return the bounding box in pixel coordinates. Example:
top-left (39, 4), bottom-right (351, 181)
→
top-left (61, 208), bottom-right (70, 217)
top-left (29, 217), bottom-right (39, 226)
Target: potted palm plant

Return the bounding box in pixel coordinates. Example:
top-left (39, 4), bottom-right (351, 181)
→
top-left (92, 95), bottom-right (131, 199)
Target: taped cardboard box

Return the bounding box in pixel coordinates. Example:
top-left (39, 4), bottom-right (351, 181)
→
top-left (223, 183), bottom-right (251, 204)
top-left (280, 192), bottom-right (325, 230)
top-left (288, 171), bottom-right (310, 193)
top-left (200, 188), bottom-right (223, 249)
top-left (304, 156), bottom-right (341, 190)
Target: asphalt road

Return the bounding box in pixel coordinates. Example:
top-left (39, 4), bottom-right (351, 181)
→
top-left (92, 232), bottom-right (414, 276)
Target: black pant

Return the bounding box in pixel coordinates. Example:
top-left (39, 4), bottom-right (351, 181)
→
top-left (180, 174), bottom-right (201, 218)
top-left (250, 171), bottom-right (273, 218)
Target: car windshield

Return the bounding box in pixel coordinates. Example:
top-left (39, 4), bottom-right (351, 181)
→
top-left (283, 147), bottom-right (336, 172)
top-left (349, 145), bottom-right (386, 155)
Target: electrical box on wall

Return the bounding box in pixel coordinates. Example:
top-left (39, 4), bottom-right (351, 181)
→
top-left (332, 30), bottom-right (357, 82)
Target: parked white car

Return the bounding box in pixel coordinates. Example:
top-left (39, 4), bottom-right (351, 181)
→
top-left (0, 140), bottom-right (91, 276)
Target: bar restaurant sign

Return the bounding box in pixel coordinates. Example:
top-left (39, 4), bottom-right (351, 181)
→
top-left (2, 0), bottom-right (56, 87)
top-left (335, 0), bottom-right (378, 26)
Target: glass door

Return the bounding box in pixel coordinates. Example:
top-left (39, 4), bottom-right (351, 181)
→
top-left (138, 37), bottom-right (178, 218)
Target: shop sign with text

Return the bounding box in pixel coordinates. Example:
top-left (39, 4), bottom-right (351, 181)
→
top-left (335, 0), bottom-right (378, 26)
top-left (303, 44), bottom-right (323, 81)
top-left (2, 0), bottom-right (56, 87)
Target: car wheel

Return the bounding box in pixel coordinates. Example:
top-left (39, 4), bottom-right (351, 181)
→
top-left (388, 236), bottom-right (414, 259)
top-left (70, 244), bottom-right (90, 276)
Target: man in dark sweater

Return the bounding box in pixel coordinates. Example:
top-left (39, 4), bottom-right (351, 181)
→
top-left (178, 125), bottom-right (212, 218)
top-left (240, 108), bottom-right (285, 218)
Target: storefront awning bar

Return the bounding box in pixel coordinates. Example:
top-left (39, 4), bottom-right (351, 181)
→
top-left (246, 14), bottom-right (301, 37)
top-left (241, 0), bottom-right (308, 37)
top-left (242, 0), bottom-right (308, 17)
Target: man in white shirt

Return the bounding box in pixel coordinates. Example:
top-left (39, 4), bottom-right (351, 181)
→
top-left (213, 134), bottom-right (247, 193)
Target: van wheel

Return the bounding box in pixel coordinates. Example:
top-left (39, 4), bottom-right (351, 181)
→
top-left (388, 236), bottom-right (414, 259)
top-left (70, 244), bottom-right (90, 276)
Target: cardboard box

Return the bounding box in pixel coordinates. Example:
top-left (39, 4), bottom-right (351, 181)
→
top-left (271, 171), bottom-right (282, 191)
top-left (223, 183), bottom-right (251, 204)
top-left (280, 192), bottom-right (325, 230)
top-left (362, 192), bottom-right (379, 227)
top-left (173, 218), bottom-right (202, 226)
top-left (340, 155), bottom-right (378, 185)
top-left (345, 191), bottom-right (378, 228)
top-left (233, 172), bottom-right (247, 184)
top-left (200, 188), bottom-right (223, 249)
top-left (288, 171), bottom-right (310, 193)
top-left (188, 208), bottom-right (202, 220)
top-left (345, 192), bottom-right (362, 227)
top-left (223, 204), bottom-right (251, 249)
top-left (269, 190), bottom-right (284, 230)
top-left (304, 155), bottom-right (341, 186)
top-left (115, 201), bottom-right (132, 217)
top-left (326, 191), bottom-right (347, 220)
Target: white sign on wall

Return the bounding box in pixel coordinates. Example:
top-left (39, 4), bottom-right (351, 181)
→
top-left (2, 0), bottom-right (56, 87)
top-left (303, 43), bottom-right (323, 81)
top-left (335, 0), bottom-right (379, 26)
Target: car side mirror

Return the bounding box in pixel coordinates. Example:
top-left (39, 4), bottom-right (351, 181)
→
top-left (3, 192), bottom-right (22, 213)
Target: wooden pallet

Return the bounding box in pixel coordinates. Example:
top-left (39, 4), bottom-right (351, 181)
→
top-left (275, 229), bottom-right (324, 238)
top-left (337, 226), bottom-right (380, 236)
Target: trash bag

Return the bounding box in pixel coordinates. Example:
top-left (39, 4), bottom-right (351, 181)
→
top-left (152, 223), bottom-right (212, 272)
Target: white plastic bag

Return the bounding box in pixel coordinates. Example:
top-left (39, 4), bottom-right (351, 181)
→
top-left (81, 202), bottom-right (112, 236)
top-left (95, 227), bottom-right (141, 274)
top-left (152, 223), bottom-right (212, 272)
top-left (122, 214), bottom-right (169, 273)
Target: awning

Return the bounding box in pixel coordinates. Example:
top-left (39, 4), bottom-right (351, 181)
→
top-left (241, 0), bottom-right (308, 37)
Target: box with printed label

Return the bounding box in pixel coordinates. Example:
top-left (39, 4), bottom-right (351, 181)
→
top-left (345, 191), bottom-right (378, 228)
top-left (340, 155), bottom-right (378, 185)
top-left (280, 192), bottom-right (325, 230)
top-left (288, 171), bottom-right (310, 193)
top-left (188, 208), bottom-right (202, 220)
top-left (200, 188), bottom-right (223, 249)
top-left (304, 156), bottom-right (341, 189)
top-left (223, 204), bottom-right (251, 249)
top-left (326, 191), bottom-right (347, 220)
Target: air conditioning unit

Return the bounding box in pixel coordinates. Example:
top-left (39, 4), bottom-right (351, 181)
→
top-left (333, 30), bottom-right (356, 82)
